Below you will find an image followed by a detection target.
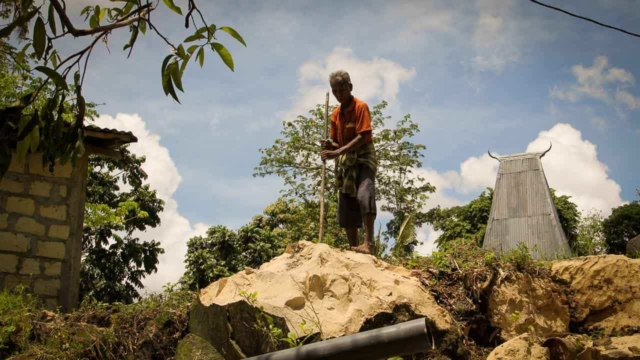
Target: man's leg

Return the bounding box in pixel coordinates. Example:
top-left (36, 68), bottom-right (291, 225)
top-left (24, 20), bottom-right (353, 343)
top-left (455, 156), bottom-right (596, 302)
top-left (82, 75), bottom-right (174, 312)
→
top-left (351, 165), bottom-right (377, 254)
top-left (338, 192), bottom-right (363, 248)
top-left (346, 227), bottom-right (359, 248)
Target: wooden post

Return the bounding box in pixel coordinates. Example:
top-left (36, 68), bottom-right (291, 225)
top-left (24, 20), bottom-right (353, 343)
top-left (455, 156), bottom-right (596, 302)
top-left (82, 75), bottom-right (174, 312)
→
top-left (319, 91), bottom-right (329, 243)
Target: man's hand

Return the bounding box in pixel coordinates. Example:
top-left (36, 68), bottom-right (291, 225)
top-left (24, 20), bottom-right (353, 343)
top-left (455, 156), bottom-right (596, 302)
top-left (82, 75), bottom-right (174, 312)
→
top-left (321, 139), bottom-right (335, 150)
top-left (321, 149), bottom-right (341, 161)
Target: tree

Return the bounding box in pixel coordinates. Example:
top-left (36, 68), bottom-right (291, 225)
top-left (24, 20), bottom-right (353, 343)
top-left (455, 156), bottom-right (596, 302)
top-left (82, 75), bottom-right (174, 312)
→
top-left (181, 225), bottom-right (241, 291)
top-left (550, 189), bottom-right (580, 250)
top-left (0, 0), bottom-right (246, 178)
top-left (424, 188), bottom-right (493, 248)
top-left (574, 209), bottom-right (606, 256)
top-left (602, 200), bottom-right (640, 255)
top-left (426, 188), bottom-right (581, 251)
top-left (81, 146), bottom-right (165, 303)
top-left (254, 101), bottom-right (434, 253)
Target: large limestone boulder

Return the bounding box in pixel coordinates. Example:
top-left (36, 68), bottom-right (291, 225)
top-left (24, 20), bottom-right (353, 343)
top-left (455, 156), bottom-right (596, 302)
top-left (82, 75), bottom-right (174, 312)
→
top-left (552, 255), bottom-right (640, 336)
top-left (628, 235), bottom-right (640, 258)
top-left (486, 333), bottom-right (549, 360)
top-left (596, 334), bottom-right (640, 359)
top-left (190, 241), bottom-right (454, 359)
top-left (489, 272), bottom-right (570, 340)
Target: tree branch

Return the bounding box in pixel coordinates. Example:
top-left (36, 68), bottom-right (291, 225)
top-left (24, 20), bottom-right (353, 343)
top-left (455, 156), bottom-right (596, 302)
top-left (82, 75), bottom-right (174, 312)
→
top-left (50, 0), bottom-right (152, 37)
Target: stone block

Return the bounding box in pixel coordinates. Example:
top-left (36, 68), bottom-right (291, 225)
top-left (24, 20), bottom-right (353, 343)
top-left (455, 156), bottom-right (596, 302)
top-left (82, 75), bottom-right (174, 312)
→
top-left (29, 156), bottom-right (73, 178)
top-left (44, 261), bottom-right (61, 276)
top-left (36, 241), bottom-right (65, 259)
top-left (34, 278), bottom-right (60, 297)
top-left (0, 254), bottom-right (18, 273)
top-left (0, 214), bottom-right (7, 229)
top-left (19, 258), bottom-right (41, 275)
top-left (0, 178), bottom-right (24, 194)
top-left (15, 217), bottom-right (45, 236)
top-left (41, 205), bottom-right (67, 221)
top-left (4, 275), bottom-right (31, 290)
top-left (48, 224), bottom-right (70, 240)
top-left (0, 231), bottom-right (30, 252)
top-left (7, 197), bottom-right (35, 216)
top-left (8, 154), bottom-right (26, 173)
top-left (29, 181), bottom-right (53, 197)
top-left (59, 185), bottom-right (67, 198)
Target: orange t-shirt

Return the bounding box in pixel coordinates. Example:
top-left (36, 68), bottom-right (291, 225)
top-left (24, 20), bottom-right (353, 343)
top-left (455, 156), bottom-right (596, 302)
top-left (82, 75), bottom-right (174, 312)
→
top-left (329, 97), bottom-right (373, 147)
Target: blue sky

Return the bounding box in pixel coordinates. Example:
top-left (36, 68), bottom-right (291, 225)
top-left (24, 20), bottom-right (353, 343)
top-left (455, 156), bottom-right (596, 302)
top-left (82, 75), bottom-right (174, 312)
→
top-left (50, 0), bottom-right (639, 291)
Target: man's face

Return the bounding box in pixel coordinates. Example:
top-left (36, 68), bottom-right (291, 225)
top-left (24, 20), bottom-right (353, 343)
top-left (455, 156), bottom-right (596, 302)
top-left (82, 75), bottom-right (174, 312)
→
top-left (331, 80), bottom-right (353, 104)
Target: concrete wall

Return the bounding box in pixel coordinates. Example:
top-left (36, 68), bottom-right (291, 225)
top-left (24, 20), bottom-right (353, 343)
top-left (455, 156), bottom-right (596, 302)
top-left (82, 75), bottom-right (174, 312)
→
top-left (0, 151), bottom-right (88, 312)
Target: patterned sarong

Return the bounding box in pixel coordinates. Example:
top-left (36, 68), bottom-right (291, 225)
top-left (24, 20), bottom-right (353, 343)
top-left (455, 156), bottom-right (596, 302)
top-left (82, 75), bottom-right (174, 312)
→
top-left (336, 142), bottom-right (377, 197)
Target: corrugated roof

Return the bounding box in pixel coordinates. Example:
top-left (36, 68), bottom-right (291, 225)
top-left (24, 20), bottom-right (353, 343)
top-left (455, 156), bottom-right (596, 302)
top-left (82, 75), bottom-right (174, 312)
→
top-left (84, 125), bottom-right (138, 143)
top-left (483, 152), bottom-right (571, 260)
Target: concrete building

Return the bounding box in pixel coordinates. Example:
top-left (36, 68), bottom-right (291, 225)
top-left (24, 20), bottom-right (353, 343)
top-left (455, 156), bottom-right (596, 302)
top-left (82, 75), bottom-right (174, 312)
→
top-left (0, 125), bottom-right (136, 312)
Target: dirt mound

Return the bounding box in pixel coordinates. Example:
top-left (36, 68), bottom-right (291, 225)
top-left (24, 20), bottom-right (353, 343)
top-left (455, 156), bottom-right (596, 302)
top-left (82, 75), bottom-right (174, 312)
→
top-left (190, 241), bottom-right (455, 359)
top-left (489, 272), bottom-right (570, 340)
top-left (486, 333), bottom-right (548, 360)
top-left (552, 255), bottom-right (640, 336)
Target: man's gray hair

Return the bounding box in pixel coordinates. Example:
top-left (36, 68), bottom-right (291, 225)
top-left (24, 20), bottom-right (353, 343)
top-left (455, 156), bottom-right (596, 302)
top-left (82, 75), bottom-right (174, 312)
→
top-left (329, 70), bottom-right (352, 85)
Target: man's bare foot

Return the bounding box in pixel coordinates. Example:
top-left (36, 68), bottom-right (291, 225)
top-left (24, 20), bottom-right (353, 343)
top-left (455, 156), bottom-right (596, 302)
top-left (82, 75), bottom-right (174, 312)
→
top-left (351, 243), bottom-right (372, 254)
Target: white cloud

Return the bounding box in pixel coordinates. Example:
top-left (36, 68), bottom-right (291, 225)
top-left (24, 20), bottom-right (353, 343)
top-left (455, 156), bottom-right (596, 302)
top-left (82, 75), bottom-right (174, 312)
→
top-left (283, 47), bottom-right (417, 125)
top-left (470, 0), bottom-right (521, 73)
top-left (93, 113), bottom-right (209, 294)
top-left (551, 56), bottom-right (640, 113)
top-left (591, 116), bottom-right (607, 131)
top-left (526, 123), bottom-right (625, 216)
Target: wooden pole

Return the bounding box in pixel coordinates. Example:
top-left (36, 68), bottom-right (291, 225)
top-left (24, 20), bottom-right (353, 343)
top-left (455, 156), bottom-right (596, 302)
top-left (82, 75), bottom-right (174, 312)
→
top-left (319, 91), bottom-right (329, 243)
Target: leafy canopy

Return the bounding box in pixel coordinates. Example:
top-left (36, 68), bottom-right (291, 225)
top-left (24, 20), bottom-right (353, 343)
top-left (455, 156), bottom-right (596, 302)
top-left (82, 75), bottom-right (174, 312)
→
top-left (0, 0), bottom-right (245, 178)
top-left (82, 147), bottom-right (165, 304)
top-left (602, 199), bottom-right (640, 255)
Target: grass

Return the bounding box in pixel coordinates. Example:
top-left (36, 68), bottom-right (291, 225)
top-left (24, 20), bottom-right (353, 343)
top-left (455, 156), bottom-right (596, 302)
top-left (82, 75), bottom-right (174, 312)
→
top-left (0, 284), bottom-right (196, 360)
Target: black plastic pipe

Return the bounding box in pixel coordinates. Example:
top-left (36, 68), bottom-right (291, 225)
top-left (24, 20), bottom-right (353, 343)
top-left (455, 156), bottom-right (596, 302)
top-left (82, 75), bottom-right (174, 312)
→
top-left (244, 317), bottom-right (432, 360)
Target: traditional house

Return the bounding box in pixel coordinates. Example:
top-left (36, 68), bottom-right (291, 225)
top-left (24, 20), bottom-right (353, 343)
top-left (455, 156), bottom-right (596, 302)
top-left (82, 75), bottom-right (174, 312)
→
top-left (0, 125), bottom-right (137, 312)
top-left (483, 144), bottom-right (572, 260)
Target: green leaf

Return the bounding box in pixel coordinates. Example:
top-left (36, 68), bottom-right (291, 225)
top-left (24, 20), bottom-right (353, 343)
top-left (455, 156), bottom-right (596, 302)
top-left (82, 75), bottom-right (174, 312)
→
top-left (100, 8), bottom-right (107, 22)
top-left (90, 14), bottom-right (98, 29)
top-left (74, 71), bottom-right (80, 85)
top-left (211, 42), bottom-right (234, 71)
top-left (180, 55), bottom-right (191, 74)
top-left (184, 33), bottom-right (205, 43)
top-left (0, 8), bottom-right (38, 39)
top-left (187, 45), bottom-right (199, 55)
top-left (48, 2), bottom-right (57, 36)
top-left (162, 0), bottom-right (182, 15)
top-left (160, 54), bottom-right (173, 95)
top-left (168, 61), bottom-right (184, 92)
top-left (197, 47), bottom-right (204, 68)
top-left (80, 5), bottom-right (92, 16)
top-left (219, 26), bottom-right (246, 47)
top-left (30, 126), bottom-right (40, 153)
top-left (34, 66), bottom-right (69, 91)
top-left (50, 50), bottom-right (58, 68)
top-left (124, 26), bottom-right (139, 55)
top-left (17, 137), bottom-right (30, 161)
top-left (122, 1), bottom-right (135, 17)
top-left (33, 17), bottom-right (46, 60)
top-left (139, 19), bottom-right (147, 35)
top-left (177, 44), bottom-right (186, 59)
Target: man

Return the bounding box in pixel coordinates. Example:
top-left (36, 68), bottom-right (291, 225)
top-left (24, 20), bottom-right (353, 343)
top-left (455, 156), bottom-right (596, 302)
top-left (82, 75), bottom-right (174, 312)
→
top-left (321, 70), bottom-right (377, 254)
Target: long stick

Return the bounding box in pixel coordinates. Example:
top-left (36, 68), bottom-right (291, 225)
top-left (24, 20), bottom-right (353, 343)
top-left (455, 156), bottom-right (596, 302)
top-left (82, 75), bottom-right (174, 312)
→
top-left (318, 91), bottom-right (329, 243)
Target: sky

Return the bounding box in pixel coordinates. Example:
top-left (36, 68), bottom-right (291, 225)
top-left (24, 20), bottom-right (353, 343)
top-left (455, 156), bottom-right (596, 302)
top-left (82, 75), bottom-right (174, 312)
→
top-left (47, 0), bottom-right (640, 293)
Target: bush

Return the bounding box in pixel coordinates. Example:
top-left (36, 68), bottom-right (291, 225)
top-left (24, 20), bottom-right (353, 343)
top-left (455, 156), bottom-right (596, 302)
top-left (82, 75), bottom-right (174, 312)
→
top-left (0, 285), bottom-right (196, 360)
